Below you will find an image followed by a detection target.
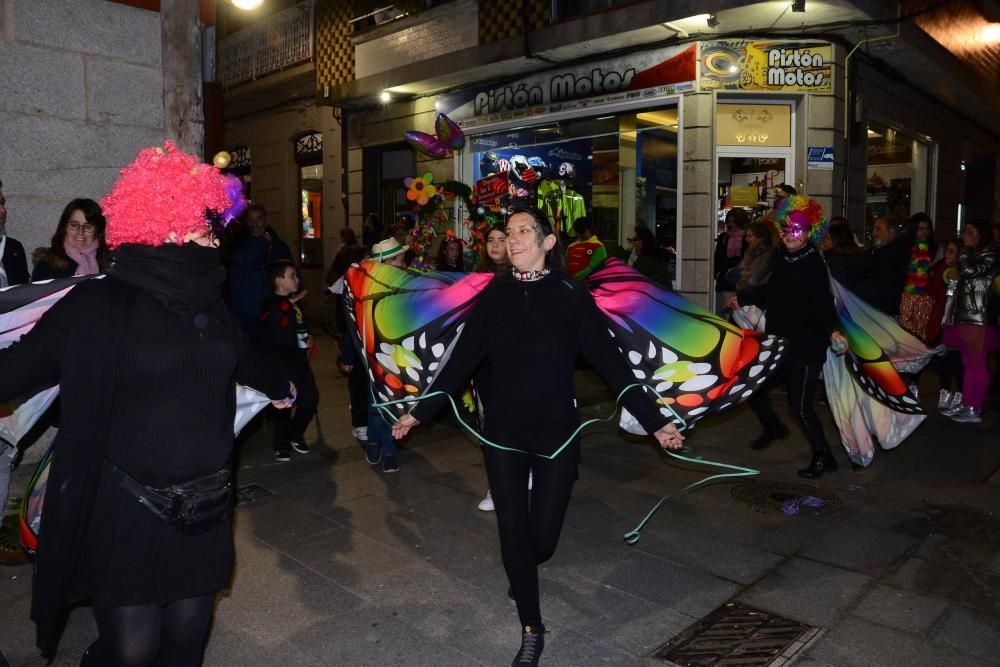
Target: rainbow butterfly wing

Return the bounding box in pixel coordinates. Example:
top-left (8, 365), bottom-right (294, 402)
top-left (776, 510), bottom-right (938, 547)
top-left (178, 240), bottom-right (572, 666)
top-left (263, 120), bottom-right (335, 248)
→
top-left (344, 261), bottom-right (494, 417)
top-left (585, 259), bottom-right (788, 427)
top-left (832, 280), bottom-right (925, 415)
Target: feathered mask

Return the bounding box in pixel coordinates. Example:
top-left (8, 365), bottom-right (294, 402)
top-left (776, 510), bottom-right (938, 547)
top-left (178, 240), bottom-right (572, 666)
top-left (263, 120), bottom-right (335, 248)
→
top-left (101, 141), bottom-right (247, 247)
top-left (775, 195), bottom-right (828, 246)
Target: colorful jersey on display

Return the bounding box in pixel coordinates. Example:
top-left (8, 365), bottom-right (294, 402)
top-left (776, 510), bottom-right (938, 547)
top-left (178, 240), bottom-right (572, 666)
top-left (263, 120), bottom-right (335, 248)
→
top-left (567, 235), bottom-right (608, 279)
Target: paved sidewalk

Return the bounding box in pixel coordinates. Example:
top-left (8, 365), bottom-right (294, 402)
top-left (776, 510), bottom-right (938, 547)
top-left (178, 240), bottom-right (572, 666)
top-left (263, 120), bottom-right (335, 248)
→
top-left (2, 336), bottom-right (999, 666)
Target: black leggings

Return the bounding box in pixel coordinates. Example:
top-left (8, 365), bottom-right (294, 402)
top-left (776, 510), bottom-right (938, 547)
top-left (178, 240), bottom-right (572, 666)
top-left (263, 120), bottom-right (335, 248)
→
top-left (748, 357), bottom-right (831, 456)
top-left (933, 349), bottom-right (964, 393)
top-left (81, 593), bottom-right (215, 667)
top-left (484, 443), bottom-right (580, 628)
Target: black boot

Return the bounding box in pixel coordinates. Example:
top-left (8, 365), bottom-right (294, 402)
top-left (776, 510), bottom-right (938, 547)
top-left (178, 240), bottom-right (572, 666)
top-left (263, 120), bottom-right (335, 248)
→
top-left (512, 625), bottom-right (545, 666)
top-left (798, 452), bottom-right (838, 479)
top-left (750, 422), bottom-right (789, 450)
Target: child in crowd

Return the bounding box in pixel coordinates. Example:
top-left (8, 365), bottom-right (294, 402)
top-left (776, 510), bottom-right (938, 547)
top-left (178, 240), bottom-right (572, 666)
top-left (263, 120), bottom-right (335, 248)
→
top-left (260, 260), bottom-right (319, 461)
top-left (925, 239), bottom-right (965, 411)
top-left (338, 239), bottom-right (409, 473)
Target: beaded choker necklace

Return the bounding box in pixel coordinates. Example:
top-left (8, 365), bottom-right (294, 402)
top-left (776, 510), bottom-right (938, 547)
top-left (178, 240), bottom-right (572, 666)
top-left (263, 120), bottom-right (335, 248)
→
top-left (512, 268), bottom-right (550, 281)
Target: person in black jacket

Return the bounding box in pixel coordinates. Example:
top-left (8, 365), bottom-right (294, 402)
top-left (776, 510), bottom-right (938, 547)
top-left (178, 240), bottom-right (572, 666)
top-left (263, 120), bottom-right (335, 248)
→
top-left (0, 143), bottom-right (295, 664)
top-left (31, 198), bottom-right (109, 280)
top-left (259, 260), bottom-right (319, 460)
top-left (844, 216), bottom-right (910, 316)
top-left (729, 197), bottom-right (848, 479)
top-left (0, 180), bottom-right (30, 286)
top-left (391, 207), bottom-right (684, 666)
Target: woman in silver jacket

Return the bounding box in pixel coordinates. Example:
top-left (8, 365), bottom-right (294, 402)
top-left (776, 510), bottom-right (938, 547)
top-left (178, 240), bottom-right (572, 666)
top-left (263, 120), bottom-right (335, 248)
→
top-left (941, 219), bottom-right (998, 423)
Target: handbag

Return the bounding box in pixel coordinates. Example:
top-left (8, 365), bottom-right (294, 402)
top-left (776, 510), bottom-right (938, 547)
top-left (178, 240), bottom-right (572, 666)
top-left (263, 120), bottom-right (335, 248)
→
top-left (102, 460), bottom-right (233, 536)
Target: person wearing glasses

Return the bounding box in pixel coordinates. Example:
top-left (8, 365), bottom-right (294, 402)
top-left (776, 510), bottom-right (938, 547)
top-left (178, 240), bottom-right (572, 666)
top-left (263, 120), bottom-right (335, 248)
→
top-left (31, 199), bottom-right (109, 280)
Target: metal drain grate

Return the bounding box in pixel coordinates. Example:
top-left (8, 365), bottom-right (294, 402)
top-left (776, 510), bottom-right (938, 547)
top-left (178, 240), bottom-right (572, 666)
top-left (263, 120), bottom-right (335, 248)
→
top-left (235, 484), bottom-right (274, 506)
top-left (731, 481), bottom-right (842, 516)
top-left (654, 601), bottom-right (820, 666)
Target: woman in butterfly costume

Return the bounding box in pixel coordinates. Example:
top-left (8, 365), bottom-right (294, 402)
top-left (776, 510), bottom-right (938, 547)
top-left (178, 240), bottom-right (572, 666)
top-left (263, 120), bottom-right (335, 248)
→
top-left (391, 207), bottom-right (684, 665)
top-left (728, 196), bottom-right (849, 478)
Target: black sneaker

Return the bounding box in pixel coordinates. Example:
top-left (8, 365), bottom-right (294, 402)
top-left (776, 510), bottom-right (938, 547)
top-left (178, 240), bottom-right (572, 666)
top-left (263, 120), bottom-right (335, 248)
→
top-left (365, 442), bottom-right (382, 465)
top-left (512, 625), bottom-right (545, 666)
top-left (290, 440), bottom-right (310, 454)
top-left (382, 454), bottom-right (399, 473)
top-left (274, 449), bottom-right (291, 462)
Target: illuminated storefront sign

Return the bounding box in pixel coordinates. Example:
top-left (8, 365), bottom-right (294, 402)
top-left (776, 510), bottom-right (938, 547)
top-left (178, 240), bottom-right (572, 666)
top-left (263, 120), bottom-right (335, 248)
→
top-left (700, 40), bottom-right (833, 93)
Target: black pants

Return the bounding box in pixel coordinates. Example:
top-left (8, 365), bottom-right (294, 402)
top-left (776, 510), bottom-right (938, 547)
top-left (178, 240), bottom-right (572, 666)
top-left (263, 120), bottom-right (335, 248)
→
top-left (273, 357), bottom-right (319, 450)
top-left (748, 357), bottom-right (832, 457)
top-left (932, 348), bottom-right (964, 393)
top-left (82, 593), bottom-right (214, 667)
top-left (347, 363), bottom-right (369, 428)
top-left (484, 442), bottom-right (580, 628)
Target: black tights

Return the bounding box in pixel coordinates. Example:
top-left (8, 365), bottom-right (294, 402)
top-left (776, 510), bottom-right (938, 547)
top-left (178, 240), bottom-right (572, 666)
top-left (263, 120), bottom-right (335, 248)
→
top-left (81, 593), bottom-right (215, 667)
top-left (748, 357), bottom-right (831, 456)
top-left (484, 443), bottom-right (579, 629)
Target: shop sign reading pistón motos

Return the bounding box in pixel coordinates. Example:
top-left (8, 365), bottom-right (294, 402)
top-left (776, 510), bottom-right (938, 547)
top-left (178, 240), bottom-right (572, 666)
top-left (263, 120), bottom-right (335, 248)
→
top-left (699, 40), bottom-right (833, 93)
top-left (436, 45), bottom-right (697, 128)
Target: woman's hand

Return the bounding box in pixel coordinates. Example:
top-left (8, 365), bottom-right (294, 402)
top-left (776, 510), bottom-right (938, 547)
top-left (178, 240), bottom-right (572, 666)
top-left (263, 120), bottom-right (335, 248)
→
top-left (725, 295), bottom-right (741, 311)
top-left (830, 331), bottom-right (849, 355)
top-left (392, 413), bottom-right (420, 440)
top-left (654, 423), bottom-right (685, 451)
top-left (271, 382), bottom-right (297, 409)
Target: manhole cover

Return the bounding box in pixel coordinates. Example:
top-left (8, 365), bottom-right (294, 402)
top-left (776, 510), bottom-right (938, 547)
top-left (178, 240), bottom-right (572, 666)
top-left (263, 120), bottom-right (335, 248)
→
top-left (731, 481), bottom-right (842, 516)
top-left (236, 484), bottom-right (273, 506)
top-left (654, 601), bottom-right (820, 666)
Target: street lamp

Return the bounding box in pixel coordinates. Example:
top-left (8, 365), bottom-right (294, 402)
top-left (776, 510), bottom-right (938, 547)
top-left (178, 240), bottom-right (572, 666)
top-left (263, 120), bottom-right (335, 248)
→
top-left (231, 0), bottom-right (264, 10)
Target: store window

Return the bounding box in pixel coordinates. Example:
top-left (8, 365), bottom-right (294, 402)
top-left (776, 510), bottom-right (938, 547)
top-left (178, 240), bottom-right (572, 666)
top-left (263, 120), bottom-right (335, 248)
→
top-left (865, 121), bottom-right (934, 236)
top-left (466, 103), bottom-right (680, 280)
top-left (714, 101), bottom-right (795, 228)
top-left (294, 131), bottom-right (323, 267)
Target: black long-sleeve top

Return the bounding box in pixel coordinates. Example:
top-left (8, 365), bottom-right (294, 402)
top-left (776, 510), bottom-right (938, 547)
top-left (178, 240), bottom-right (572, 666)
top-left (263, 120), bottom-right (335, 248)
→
top-left (410, 271), bottom-right (670, 456)
top-left (0, 277), bottom-right (290, 650)
top-left (738, 245), bottom-right (837, 366)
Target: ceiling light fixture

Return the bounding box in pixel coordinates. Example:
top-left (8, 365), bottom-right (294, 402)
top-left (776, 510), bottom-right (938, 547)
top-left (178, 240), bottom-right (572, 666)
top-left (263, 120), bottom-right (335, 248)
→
top-left (706, 13), bottom-right (719, 28)
top-left (231, 0), bottom-right (264, 10)
top-left (379, 91), bottom-right (392, 103)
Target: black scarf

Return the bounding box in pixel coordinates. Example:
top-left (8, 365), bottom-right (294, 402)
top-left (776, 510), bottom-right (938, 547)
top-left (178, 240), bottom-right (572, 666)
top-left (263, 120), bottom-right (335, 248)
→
top-left (108, 243), bottom-right (225, 326)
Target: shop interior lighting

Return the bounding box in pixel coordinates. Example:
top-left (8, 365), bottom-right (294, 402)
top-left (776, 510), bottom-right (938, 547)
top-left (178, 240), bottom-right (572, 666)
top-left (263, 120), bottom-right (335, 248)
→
top-left (230, 0), bottom-right (264, 9)
top-left (706, 13), bottom-right (720, 28)
top-left (983, 24), bottom-right (1000, 43)
top-left (791, 0), bottom-right (806, 12)
top-left (379, 91), bottom-right (392, 103)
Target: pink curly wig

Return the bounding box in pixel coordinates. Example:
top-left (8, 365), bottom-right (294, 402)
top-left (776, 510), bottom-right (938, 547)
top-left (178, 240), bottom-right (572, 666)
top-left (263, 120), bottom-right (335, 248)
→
top-left (775, 195), bottom-right (828, 246)
top-left (101, 141), bottom-right (246, 247)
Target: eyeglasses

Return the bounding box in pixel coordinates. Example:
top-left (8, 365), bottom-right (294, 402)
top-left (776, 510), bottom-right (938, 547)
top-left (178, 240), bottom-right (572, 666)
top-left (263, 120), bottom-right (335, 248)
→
top-left (67, 221), bottom-right (96, 234)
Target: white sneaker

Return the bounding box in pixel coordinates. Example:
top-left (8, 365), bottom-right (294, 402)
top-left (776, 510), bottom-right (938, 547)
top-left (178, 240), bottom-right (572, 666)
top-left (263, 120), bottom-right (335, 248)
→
top-left (907, 384), bottom-right (920, 401)
top-left (950, 392), bottom-right (963, 409)
top-left (937, 389), bottom-right (952, 409)
top-left (528, 471), bottom-right (533, 491)
top-left (942, 392), bottom-right (964, 416)
top-left (478, 491), bottom-right (495, 512)
top-left (352, 426), bottom-right (368, 441)
top-left (950, 406), bottom-right (983, 423)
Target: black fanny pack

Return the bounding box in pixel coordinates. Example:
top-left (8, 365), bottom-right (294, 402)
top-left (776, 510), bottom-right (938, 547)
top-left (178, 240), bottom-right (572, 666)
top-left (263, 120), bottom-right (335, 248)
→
top-left (102, 460), bottom-right (233, 536)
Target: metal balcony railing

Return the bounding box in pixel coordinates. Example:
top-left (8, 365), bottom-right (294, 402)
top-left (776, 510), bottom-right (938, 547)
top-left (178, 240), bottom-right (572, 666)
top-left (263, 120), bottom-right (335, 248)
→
top-left (217, 0), bottom-right (315, 89)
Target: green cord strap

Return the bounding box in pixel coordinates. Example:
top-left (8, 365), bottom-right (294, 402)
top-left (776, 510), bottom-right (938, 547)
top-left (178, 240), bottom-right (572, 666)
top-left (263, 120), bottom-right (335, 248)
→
top-left (371, 384), bottom-right (759, 544)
